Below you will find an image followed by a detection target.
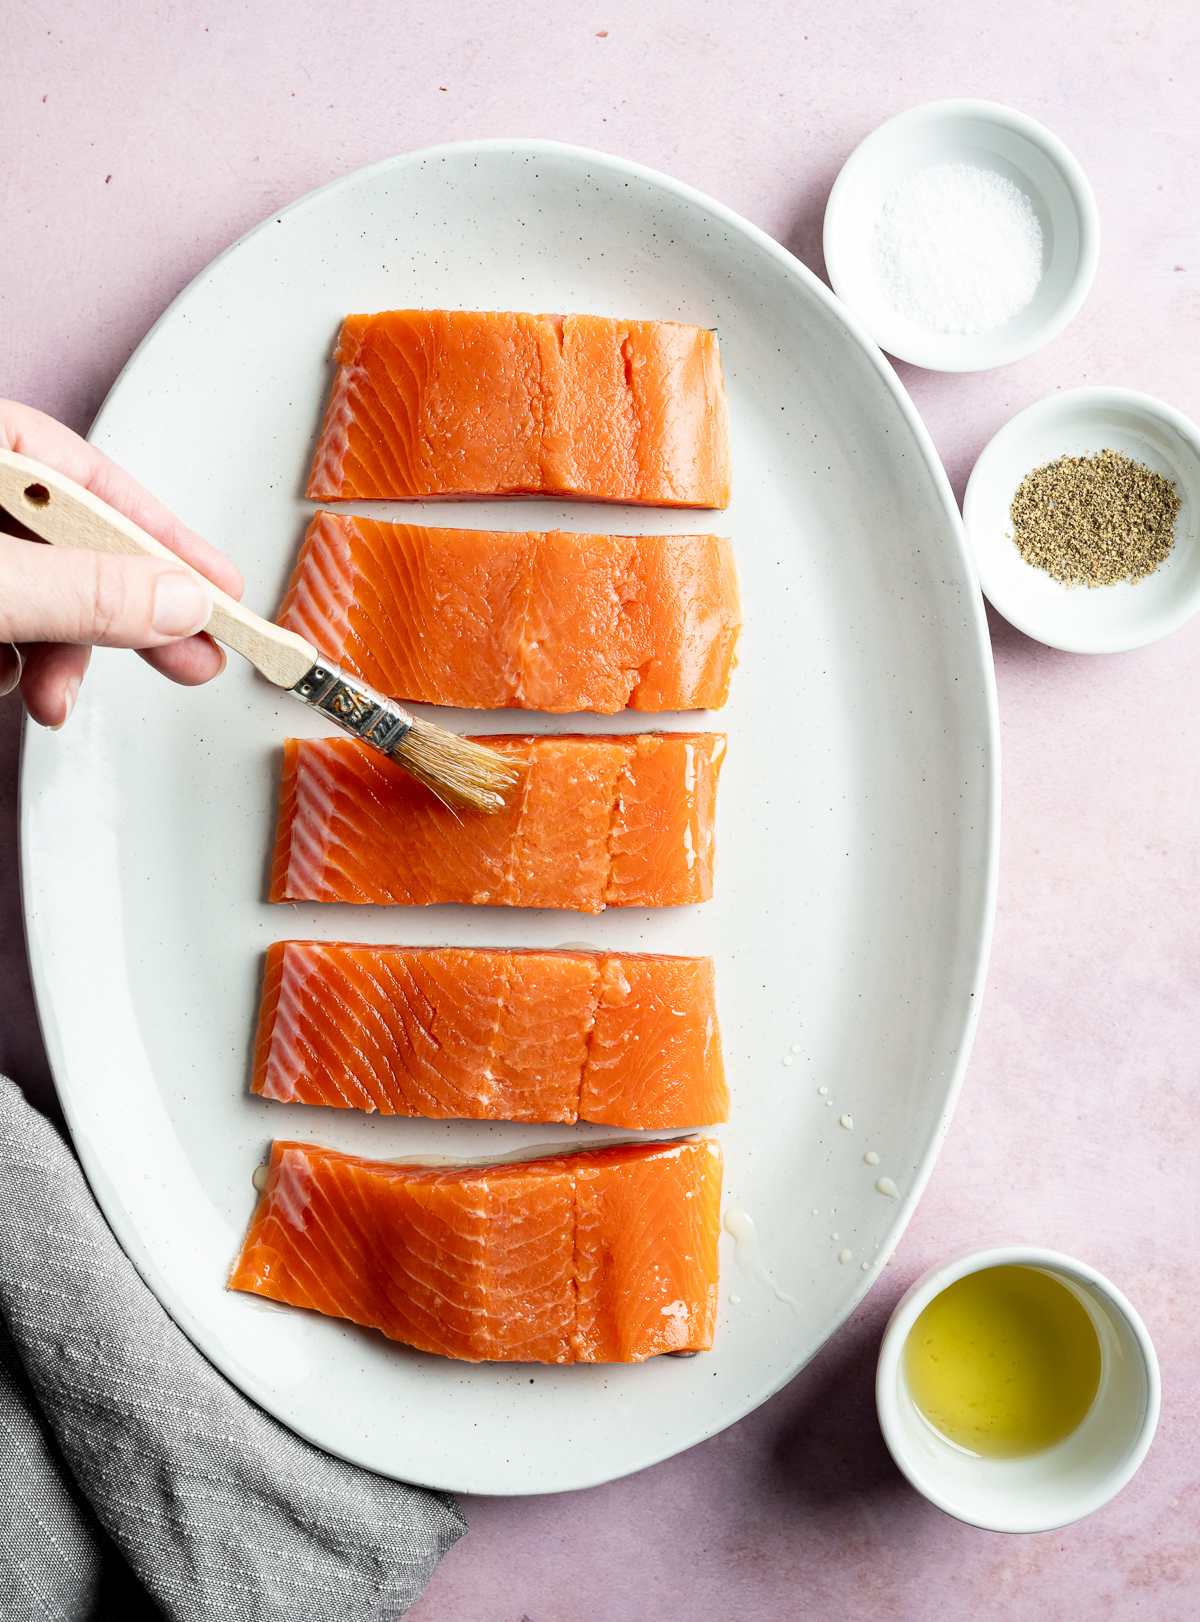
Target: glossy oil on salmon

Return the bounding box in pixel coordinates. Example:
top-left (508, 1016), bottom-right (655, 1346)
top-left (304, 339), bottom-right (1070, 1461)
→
top-left (269, 733), bottom-right (724, 910)
top-left (229, 1137), bottom-right (723, 1363)
top-left (253, 943), bottom-right (728, 1128)
top-left (307, 310), bottom-right (731, 507)
top-left (279, 515), bottom-right (741, 712)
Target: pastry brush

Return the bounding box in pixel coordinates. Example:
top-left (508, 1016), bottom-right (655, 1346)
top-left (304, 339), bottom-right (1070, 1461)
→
top-left (0, 449), bottom-right (518, 812)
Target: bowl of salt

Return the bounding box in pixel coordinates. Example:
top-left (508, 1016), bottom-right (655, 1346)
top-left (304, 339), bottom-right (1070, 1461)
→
top-left (823, 100), bottom-right (1099, 372)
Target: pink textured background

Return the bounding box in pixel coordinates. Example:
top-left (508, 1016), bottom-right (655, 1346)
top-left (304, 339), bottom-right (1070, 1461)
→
top-left (4, 2), bottom-right (1198, 1616)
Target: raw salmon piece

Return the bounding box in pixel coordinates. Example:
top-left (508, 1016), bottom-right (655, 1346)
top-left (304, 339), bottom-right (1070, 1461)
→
top-left (278, 515), bottom-right (537, 711)
top-left (605, 735), bottom-right (721, 908)
top-left (579, 956), bottom-right (726, 1129)
top-left (271, 734), bottom-right (528, 910)
top-left (277, 515), bottom-right (742, 713)
top-left (484, 951), bottom-right (599, 1121)
top-left (573, 1140), bottom-right (723, 1360)
top-left (252, 943), bottom-right (728, 1127)
top-left (229, 1137), bottom-right (723, 1363)
top-left (269, 733), bottom-right (725, 911)
top-left (519, 528), bottom-right (649, 711)
top-left (631, 532), bottom-right (743, 712)
top-left (231, 1142), bottom-right (576, 1361)
top-left (252, 940), bottom-right (509, 1117)
top-left (307, 310), bottom-right (731, 508)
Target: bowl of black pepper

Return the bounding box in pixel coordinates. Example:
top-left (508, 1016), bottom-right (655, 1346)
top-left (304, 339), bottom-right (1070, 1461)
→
top-left (963, 387), bottom-right (1200, 652)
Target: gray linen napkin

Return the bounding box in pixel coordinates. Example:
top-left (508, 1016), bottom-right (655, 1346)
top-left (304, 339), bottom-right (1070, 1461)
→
top-left (0, 1076), bottom-right (466, 1622)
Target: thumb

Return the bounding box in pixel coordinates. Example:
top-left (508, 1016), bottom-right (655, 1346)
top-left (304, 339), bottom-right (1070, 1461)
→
top-left (0, 536), bottom-right (213, 648)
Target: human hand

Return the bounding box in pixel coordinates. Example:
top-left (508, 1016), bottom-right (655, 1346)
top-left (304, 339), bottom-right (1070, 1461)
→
top-left (0, 400), bottom-right (244, 728)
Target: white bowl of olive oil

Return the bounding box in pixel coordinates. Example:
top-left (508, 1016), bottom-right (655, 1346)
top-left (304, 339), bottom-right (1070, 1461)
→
top-left (876, 1246), bottom-right (1160, 1532)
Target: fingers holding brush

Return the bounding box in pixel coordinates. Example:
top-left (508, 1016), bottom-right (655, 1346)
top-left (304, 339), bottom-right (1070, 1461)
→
top-left (0, 400), bottom-right (243, 601)
top-left (0, 398), bottom-right (242, 725)
top-left (17, 645), bottom-right (88, 731)
top-left (0, 536), bottom-right (221, 725)
top-left (17, 639), bottom-right (227, 730)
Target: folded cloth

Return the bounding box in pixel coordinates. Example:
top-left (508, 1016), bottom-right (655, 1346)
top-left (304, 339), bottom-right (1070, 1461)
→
top-left (0, 1076), bottom-right (466, 1621)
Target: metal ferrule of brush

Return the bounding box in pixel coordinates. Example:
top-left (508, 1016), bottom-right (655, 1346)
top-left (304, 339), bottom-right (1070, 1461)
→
top-left (290, 661), bottom-right (415, 755)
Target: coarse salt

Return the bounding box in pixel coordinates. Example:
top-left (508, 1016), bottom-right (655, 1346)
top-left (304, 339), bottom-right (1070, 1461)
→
top-left (870, 163), bottom-right (1044, 335)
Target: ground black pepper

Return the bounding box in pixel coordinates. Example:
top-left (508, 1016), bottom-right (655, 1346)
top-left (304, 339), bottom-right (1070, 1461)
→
top-left (1009, 448), bottom-right (1180, 587)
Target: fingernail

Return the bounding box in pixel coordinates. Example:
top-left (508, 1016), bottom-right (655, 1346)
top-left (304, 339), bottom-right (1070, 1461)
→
top-left (152, 571), bottom-right (213, 637)
top-left (49, 674), bottom-right (82, 731)
top-left (0, 642), bottom-right (23, 700)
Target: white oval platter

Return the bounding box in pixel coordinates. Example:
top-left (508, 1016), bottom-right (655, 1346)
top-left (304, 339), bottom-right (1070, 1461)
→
top-left (20, 140), bottom-right (998, 1495)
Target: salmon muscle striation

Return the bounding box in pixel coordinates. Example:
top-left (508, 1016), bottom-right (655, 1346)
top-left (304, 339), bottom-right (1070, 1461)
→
top-left (306, 310), bottom-right (731, 508)
top-left (252, 943), bottom-right (728, 1129)
top-left (277, 515), bottom-right (742, 713)
top-left (229, 1137), bottom-right (723, 1363)
top-left (268, 733), bottom-right (725, 911)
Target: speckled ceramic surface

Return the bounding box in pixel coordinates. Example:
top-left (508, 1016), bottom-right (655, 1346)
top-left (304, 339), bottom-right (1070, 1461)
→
top-left (19, 140), bottom-right (997, 1494)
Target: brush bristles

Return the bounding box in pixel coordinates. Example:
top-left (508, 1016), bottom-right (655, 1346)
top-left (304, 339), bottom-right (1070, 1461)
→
top-left (390, 718), bottom-right (520, 813)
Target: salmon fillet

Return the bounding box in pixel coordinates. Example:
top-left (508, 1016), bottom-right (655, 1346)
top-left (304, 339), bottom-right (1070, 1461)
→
top-left (306, 310), bottom-right (731, 508)
top-left (229, 1137), bottom-right (723, 1363)
top-left (269, 733), bottom-right (724, 910)
top-left (252, 943), bottom-right (728, 1128)
top-left (278, 515), bottom-right (741, 713)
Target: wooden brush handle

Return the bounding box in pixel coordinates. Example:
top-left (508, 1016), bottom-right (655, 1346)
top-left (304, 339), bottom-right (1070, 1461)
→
top-left (0, 448), bottom-right (317, 690)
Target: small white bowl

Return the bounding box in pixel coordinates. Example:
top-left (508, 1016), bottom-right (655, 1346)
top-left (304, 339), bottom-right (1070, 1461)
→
top-left (876, 1246), bottom-right (1160, 1533)
top-left (965, 387), bottom-right (1200, 653)
top-left (823, 100), bottom-right (1099, 371)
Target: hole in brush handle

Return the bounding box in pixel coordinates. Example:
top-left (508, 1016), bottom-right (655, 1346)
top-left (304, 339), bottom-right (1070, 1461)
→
top-left (291, 661), bottom-right (415, 753)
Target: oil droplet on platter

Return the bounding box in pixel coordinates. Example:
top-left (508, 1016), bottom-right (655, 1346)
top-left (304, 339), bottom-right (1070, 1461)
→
top-left (817, 1086), bottom-right (829, 1095)
top-left (861, 1261), bottom-right (871, 1271)
top-left (876, 1177), bottom-right (900, 1199)
top-left (839, 1249), bottom-right (853, 1264)
top-left (782, 1055), bottom-right (794, 1066)
top-left (729, 1294), bottom-right (741, 1305)
top-left (791, 1043), bottom-right (802, 1053)
top-left (252, 1165), bottom-right (269, 1192)
top-left (864, 1151), bottom-right (880, 1166)
top-left (840, 1114), bottom-right (853, 1129)
top-left (723, 1209), bottom-right (798, 1308)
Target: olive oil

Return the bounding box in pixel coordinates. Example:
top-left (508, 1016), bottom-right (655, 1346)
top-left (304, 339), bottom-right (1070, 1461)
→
top-left (904, 1265), bottom-right (1102, 1459)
